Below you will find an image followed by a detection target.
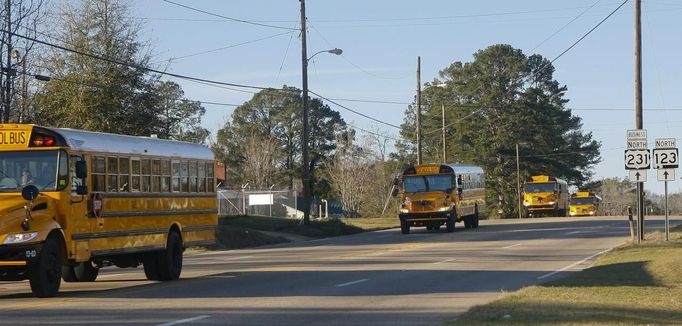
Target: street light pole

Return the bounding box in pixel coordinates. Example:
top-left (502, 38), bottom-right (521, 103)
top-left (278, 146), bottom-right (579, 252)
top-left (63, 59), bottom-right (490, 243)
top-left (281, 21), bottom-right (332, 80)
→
top-left (300, 0), bottom-right (341, 225)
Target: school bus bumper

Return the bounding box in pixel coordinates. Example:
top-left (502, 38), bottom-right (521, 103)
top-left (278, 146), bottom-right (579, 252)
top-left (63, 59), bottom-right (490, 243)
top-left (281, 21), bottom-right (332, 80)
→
top-left (0, 242), bottom-right (44, 280)
top-left (399, 211), bottom-right (451, 222)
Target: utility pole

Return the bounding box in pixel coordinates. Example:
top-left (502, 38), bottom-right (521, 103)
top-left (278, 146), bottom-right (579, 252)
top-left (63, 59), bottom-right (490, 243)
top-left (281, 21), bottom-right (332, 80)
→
top-left (441, 103), bottom-right (446, 164)
top-left (3, 0), bottom-right (12, 123)
top-left (300, 0), bottom-right (311, 225)
top-left (516, 143), bottom-right (522, 219)
top-left (634, 0), bottom-right (644, 242)
top-left (415, 56), bottom-right (422, 165)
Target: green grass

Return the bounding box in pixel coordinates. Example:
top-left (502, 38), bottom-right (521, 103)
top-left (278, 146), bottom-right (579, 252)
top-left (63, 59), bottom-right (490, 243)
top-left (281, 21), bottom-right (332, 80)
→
top-left (449, 225), bottom-right (682, 325)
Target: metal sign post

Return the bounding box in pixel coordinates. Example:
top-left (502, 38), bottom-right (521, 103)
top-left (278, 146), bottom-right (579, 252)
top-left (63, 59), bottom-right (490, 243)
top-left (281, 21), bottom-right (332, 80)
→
top-left (626, 129), bottom-right (649, 244)
top-left (653, 138), bottom-right (678, 242)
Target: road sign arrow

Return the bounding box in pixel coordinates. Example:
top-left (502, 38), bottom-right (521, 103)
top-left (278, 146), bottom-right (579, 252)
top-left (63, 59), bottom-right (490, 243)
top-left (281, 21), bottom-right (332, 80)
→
top-left (635, 171), bottom-right (641, 180)
top-left (664, 171), bottom-right (669, 178)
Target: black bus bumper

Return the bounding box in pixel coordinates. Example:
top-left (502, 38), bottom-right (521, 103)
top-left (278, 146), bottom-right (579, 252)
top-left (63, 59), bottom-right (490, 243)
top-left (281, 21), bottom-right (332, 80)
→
top-left (0, 242), bottom-right (43, 281)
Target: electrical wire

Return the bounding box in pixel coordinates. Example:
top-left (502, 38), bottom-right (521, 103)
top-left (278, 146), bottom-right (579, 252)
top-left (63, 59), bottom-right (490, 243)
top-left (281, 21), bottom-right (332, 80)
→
top-left (165, 31), bottom-right (293, 63)
top-left (162, 0), bottom-right (297, 31)
top-left (308, 90), bottom-right (401, 129)
top-left (530, 0), bottom-right (603, 52)
top-left (308, 22), bottom-right (411, 80)
top-left (3, 29), bottom-right (288, 92)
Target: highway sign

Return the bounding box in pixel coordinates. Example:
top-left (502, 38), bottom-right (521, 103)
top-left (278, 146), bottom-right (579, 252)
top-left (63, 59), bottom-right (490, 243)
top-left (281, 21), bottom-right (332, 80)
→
top-left (652, 148), bottom-right (679, 169)
top-left (624, 149), bottom-right (650, 170)
top-left (655, 138), bottom-right (676, 148)
top-left (657, 169), bottom-right (675, 182)
top-left (627, 140), bottom-right (647, 150)
top-left (627, 129), bottom-right (647, 140)
top-left (629, 169), bottom-right (647, 182)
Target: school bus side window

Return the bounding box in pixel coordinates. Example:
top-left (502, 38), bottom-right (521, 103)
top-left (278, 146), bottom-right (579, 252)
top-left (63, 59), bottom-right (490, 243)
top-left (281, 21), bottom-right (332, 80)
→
top-left (92, 156), bottom-right (106, 192)
top-left (70, 155), bottom-right (85, 194)
top-left (131, 158), bottom-right (141, 192)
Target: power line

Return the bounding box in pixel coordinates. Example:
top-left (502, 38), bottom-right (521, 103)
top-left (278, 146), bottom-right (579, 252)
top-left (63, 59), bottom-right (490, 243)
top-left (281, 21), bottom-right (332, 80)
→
top-left (138, 4), bottom-right (620, 24)
top-left (165, 31), bottom-right (293, 63)
top-left (535, 0), bottom-right (629, 75)
top-left (4, 30), bottom-right (288, 93)
top-left (309, 89), bottom-right (401, 129)
top-left (308, 22), bottom-right (411, 80)
top-left (162, 0), bottom-right (297, 31)
top-left (530, 0), bottom-right (603, 52)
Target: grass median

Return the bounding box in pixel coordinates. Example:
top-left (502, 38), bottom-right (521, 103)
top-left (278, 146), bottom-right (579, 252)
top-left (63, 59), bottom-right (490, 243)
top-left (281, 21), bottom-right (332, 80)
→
top-left (212, 215), bottom-right (399, 249)
top-left (449, 225), bottom-right (682, 325)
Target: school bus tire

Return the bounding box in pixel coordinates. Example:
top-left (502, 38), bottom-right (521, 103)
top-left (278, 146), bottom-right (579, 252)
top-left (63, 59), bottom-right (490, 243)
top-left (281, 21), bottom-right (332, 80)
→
top-left (472, 205), bottom-right (480, 228)
top-left (400, 221), bottom-right (410, 234)
top-left (62, 265), bottom-right (78, 282)
top-left (143, 253), bottom-right (161, 281)
top-left (29, 235), bottom-right (63, 298)
top-left (157, 231), bottom-right (183, 281)
top-left (73, 261), bottom-right (99, 282)
top-left (446, 214), bottom-right (456, 232)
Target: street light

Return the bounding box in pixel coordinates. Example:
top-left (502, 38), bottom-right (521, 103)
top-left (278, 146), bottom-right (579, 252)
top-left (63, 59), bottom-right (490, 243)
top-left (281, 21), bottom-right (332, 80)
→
top-left (301, 0), bottom-right (342, 225)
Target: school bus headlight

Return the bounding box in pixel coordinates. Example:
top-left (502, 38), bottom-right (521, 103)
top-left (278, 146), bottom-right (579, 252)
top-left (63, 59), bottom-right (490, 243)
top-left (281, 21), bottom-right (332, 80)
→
top-left (548, 201), bottom-right (556, 205)
top-left (438, 207), bottom-right (450, 212)
top-left (3, 232), bottom-right (38, 244)
top-left (400, 208), bottom-right (410, 214)
top-left (589, 211), bottom-right (596, 215)
top-left (523, 201), bottom-right (530, 207)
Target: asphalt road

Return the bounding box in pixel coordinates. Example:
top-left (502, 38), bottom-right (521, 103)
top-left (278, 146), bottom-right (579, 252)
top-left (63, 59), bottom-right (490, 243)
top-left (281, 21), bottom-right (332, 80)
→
top-left (1, 216), bottom-right (679, 325)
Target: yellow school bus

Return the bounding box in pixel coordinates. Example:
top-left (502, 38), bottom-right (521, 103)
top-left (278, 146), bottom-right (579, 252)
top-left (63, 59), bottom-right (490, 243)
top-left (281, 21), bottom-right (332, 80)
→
top-left (0, 124), bottom-right (217, 297)
top-left (569, 191), bottom-right (601, 216)
top-left (522, 175), bottom-right (569, 217)
top-left (396, 163), bottom-right (486, 234)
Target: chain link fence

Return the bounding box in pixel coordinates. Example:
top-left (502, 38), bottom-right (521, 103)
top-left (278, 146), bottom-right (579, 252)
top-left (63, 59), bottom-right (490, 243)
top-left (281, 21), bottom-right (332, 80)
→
top-left (218, 189), bottom-right (302, 218)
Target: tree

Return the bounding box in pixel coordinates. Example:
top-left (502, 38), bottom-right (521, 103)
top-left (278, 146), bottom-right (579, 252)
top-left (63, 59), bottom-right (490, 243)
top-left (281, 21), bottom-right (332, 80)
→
top-left (0, 0), bottom-right (47, 123)
top-left (151, 81), bottom-right (209, 144)
top-left (597, 178), bottom-right (635, 216)
top-left (397, 44), bottom-right (601, 217)
top-left (33, 0), bottom-right (159, 135)
top-left (213, 87), bottom-right (347, 196)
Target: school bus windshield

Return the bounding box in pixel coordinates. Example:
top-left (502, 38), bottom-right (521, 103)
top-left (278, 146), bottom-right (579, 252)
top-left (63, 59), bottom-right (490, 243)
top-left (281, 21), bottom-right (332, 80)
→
top-left (0, 150), bottom-right (62, 192)
top-left (523, 182), bottom-right (556, 193)
top-left (570, 197), bottom-right (595, 205)
top-left (403, 174), bottom-right (452, 193)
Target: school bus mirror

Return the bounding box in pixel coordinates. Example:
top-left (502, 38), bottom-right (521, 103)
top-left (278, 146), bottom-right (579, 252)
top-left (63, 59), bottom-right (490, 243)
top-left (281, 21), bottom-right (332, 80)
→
top-left (391, 187), bottom-right (399, 197)
top-left (76, 185), bottom-right (88, 196)
top-left (392, 177), bottom-right (400, 186)
top-left (21, 185), bottom-right (39, 201)
top-left (75, 161), bottom-right (87, 179)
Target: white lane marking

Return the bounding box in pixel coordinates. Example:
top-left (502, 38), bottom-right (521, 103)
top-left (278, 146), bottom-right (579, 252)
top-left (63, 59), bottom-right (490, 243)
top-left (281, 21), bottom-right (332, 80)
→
top-left (502, 243), bottom-right (522, 249)
top-left (537, 248), bottom-right (613, 280)
top-left (185, 255), bottom-right (253, 265)
top-left (335, 278), bottom-right (369, 287)
top-left (434, 258), bottom-right (456, 264)
top-left (156, 315), bottom-right (211, 326)
top-left (98, 273), bottom-right (125, 278)
top-left (564, 230), bottom-right (584, 235)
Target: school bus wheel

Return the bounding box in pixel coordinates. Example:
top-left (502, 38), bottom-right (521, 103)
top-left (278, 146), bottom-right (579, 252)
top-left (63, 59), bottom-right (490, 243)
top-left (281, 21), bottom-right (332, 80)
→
top-left (446, 214), bottom-right (456, 232)
top-left (157, 231), bottom-right (183, 281)
top-left (62, 261), bottom-right (99, 282)
top-left (400, 220), bottom-right (410, 234)
top-left (29, 235), bottom-right (63, 298)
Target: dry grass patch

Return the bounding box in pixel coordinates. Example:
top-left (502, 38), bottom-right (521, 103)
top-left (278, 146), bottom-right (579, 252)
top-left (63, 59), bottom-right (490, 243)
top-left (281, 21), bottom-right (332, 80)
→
top-left (449, 225), bottom-right (682, 325)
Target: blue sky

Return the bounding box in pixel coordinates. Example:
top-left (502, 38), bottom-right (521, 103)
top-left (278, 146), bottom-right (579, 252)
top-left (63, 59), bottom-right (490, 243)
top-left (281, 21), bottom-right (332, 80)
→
top-left (131, 0), bottom-right (682, 195)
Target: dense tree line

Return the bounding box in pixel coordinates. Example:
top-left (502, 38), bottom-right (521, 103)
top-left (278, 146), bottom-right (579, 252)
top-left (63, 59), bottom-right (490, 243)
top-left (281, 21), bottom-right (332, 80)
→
top-left (397, 45), bottom-right (601, 217)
